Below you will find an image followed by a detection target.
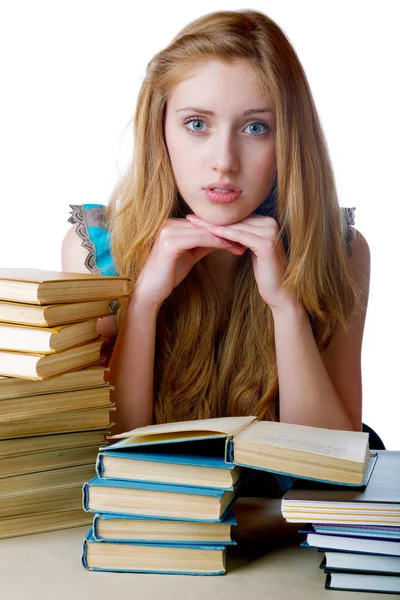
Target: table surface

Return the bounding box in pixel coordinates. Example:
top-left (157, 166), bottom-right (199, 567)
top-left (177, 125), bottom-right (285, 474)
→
top-left (0, 520), bottom-right (395, 600)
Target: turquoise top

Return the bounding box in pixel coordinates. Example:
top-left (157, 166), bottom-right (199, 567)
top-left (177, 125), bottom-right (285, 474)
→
top-left (68, 203), bottom-right (356, 278)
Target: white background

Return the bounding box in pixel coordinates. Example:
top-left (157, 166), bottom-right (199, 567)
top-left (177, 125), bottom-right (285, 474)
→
top-left (0, 1), bottom-right (398, 448)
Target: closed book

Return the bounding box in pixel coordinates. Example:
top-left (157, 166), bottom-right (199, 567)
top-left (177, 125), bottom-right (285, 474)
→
top-left (108, 415), bottom-right (373, 487)
top-left (92, 510), bottom-right (237, 544)
top-left (83, 476), bottom-right (240, 522)
top-left (82, 528), bottom-right (227, 575)
top-left (0, 338), bottom-right (104, 379)
top-left (0, 365), bottom-right (108, 400)
top-left (0, 429), bottom-right (108, 459)
top-left (0, 405), bottom-right (113, 439)
top-left (0, 320), bottom-right (99, 353)
top-left (0, 444), bottom-right (101, 478)
top-left (325, 571), bottom-right (400, 594)
top-left (321, 552), bottom-right (400, 575)
top-left (0, 298), bottom-right (116, 327)
top-left (0, 268), bottom-right (129, 304)
top-left (96, 444), bottom-right (243, 489)
top-left (302, 531), bottom-right (400, 556)
top-left (0, 485), bottom-right (84, 518)
top-left (313, 523), bottom-right (400, 539)
top-left (281, 451), bottom-right (400, 526)
top-left (0, 385), bottom-right (112, 422)
top-left (0, 464), bottom-right (96, 518)
top-left (0, 508), bottom-right (92, 540)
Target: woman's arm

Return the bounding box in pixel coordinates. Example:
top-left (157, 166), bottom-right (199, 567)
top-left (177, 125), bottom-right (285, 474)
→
top-left (61, 225), bottom-right (157, 433)
top-left (275, 228), bottom-right (370, 431)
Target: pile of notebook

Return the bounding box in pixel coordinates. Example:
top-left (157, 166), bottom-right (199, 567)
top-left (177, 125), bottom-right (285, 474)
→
top-left (281, 450), bottom-right (400, 595)
top-left (0, 268), bottom-right (129, 539)
top-left (81, 415), bottom-right (374, 576)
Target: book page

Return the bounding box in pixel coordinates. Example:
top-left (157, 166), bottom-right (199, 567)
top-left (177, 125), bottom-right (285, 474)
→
top-left (234, 421), bottom-right (369, 462)
top-left (110, 416), bottom-right (257, 440)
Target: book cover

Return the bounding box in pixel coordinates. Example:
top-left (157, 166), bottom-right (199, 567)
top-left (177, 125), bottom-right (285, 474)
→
top-left (282, 451), bottom-right (400, 525)
top-left (82, 528), bottom-right (227, 575)
top-left (83, 476), bottom-right (240, 522)
top-left (325, 571), bottom-right (400, 594)
top-left (301, 531), bottom-right (400, 556)
top-left (320, 552), bottom-right (400, 575)
top-left (96, 439), bottom-right (242, 489)
top-left (92, 509), bottom-right (237, 545)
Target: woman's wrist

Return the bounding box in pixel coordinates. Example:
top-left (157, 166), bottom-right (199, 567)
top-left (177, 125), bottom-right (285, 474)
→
top-left (129, 285), bottom-right (162, 315)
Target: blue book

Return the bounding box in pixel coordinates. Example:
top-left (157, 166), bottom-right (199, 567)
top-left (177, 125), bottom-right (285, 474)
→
top-left (82, 528), bottom-right (227, 575)
top-left (92, 508), bottom-right (237, 545)
top-left (83, 476), bottom-right (240, 522)
top-left (104, 416), bottom-right (375, 488)
top-left (96, 443), bottom-right (243, 489)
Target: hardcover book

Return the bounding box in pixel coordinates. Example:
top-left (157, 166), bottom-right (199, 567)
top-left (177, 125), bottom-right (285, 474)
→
top-left (320, 552), bottom-right (400, 575)
top-left (0, 429), bottom-right (108, 458)
top-left (83, 476), bottom-right (240, 522)
top-left (0, 365), bottom-right (109, 400)
top-left (301, 531), bottom-right (400, 556)
top-left (281, 451), bottom-right (399, 526)
top-left (0, 405), bottom-right (113, 439)
top-left (92, 509), bottom-right (237, 544)
top-left (96, 442), bottom-right (243, 489)
top-left (0, 385), bottom-right (112, 422)
top-left (0, 268), bottom-right (129, 305)
top-left (325, 571), bottom-right (400, 594)
top-left (0, 319), bottom-right (99, 353)
top-left (0, 298), bottom-right (117, 327)
top-left (108, 415), bottom-right (373, 486)
top-left (0, 508), bottom-right (92, 540)
top-left (82, 528), bottom-right (227, 575)
top-left (0, 338), bottom-right (104, 379)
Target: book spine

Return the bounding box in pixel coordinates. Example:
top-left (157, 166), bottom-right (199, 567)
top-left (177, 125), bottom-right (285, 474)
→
top-left (92, 515), bottom-right (101, 541)
top-left (81, 539), bottom-right (89, 569)
top-left (82, 483), bottom-right (90, 512)
top-left (95, 454), bottom-right (104, 478)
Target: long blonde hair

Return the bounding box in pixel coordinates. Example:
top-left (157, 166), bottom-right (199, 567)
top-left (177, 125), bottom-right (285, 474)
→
top-left (106, 9), bottom-right (359, 424)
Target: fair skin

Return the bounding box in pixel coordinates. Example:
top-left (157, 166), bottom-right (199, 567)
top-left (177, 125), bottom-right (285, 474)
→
top-left (62, 58), bottom-right (370, 436)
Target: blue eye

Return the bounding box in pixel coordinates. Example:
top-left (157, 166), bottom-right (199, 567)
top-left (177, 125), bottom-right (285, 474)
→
top-left (184, 118), bottom-right (208, 133)
top-left (244, 122), bottom-right (269, 135)
top-left (183, 117), bottom-right (271, 136)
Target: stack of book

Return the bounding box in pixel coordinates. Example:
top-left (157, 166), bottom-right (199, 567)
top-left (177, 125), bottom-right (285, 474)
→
top-left (81, 416), bottom-right (374, 576)
top-left (281, 450), bottom-right (400, 595)
top-left (0, 268), bottom-right (129, 539)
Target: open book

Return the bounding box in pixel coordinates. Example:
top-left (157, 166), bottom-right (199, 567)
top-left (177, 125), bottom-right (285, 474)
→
top-left (108, 416), bottom-right (374, 487)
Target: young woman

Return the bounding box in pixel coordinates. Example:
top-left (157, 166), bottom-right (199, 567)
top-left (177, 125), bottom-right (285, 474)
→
top-left (62, 10), bottom-right (370, 445)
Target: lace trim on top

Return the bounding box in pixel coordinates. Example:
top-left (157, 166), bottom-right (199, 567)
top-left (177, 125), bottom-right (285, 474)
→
top-left (68, 204), bottom-right (99, 273)
top-left (68, 204), bottom-right (119, 313)
top-left (343, 206), bottom-right (356, 257)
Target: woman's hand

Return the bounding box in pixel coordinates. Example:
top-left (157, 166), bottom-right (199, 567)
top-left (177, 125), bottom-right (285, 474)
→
top-left (186, 214), bottom-right (295, 311)
top-left (133, 218), bottom-right (245, 308)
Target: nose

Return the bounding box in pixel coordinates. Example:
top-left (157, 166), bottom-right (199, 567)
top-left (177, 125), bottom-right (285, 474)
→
top-left (211, 130), bottom-right (240, 174)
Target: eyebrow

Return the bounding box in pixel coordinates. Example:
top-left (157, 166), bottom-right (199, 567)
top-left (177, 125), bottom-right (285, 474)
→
top-left (175, 107), bottom-right (274, 116)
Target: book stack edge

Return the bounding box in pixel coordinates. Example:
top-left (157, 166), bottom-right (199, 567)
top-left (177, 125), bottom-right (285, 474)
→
top-left (0, 268), bottom-right (129, 539)
top-left (281, 450), bottom-right (400, 595)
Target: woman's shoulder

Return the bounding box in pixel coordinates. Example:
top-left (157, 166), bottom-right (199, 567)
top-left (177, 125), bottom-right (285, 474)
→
top-left (64, 203), bottom-right (118, 276)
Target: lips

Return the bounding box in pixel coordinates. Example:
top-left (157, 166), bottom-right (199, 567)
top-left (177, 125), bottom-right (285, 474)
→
top-left (205, 182), bottom-right (242, 192)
